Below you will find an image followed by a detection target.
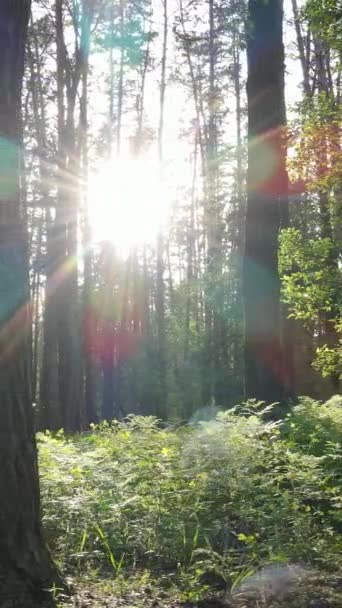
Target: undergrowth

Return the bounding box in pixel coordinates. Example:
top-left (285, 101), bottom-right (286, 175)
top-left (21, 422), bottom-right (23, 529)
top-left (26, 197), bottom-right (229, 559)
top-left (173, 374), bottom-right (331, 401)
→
top-left (38, 397), bottom-right (342, 601)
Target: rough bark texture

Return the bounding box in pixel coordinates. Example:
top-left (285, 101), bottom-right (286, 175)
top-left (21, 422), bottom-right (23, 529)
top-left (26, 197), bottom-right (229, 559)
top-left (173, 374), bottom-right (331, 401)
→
top-left (0, 1), bottom-right (59, 604)
top-left (243, 0), bottom-right (288, 402)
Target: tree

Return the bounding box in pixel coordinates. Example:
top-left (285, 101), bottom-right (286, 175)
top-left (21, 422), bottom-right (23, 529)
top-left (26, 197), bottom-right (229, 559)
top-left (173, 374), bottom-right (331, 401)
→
top-left (243, 0), bottom-right (289, 402)
top-left (80, 0), bottom-right (98, 425)
top-left (0, 1), bottom-right (59, 604)
top-left (155, 0), bottom-right (168, 417)
top-left (283, 0), bottom-right (341, 396)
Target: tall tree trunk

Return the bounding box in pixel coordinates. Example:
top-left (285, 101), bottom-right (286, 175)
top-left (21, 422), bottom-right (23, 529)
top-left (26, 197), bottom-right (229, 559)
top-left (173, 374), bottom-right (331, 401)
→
top-left (313, 42), bottom-right (340, 391)
top-left (291, 0), bottom-right (311, 95)
top-left (178, 0), bottom-right (208, 165)
top-left (184, 139), bottom-right (198, 362)
top-left (103, 348), bottom-right (115, 421)
top-left (203, 0), bottom-right (224, 405)
top-left (32, 257), bottom-right (41, 405)
top-left (232, 36), bottom-right (245, 393)
top-left (155, 0), bottom-right (168, 417)
top-left (142, 245), bottom-right (151, 335)
top-left (204, 0), bottom-right (216, 404)
top-left (243, 0), bottom-right (288, 403)
top-left (55, 0), bottom-right (83, 431)
top-left (80, 0), bottom-right (97, 425)
top-left (108, 0), bottom-right (115, 156)
top-left (29, 14), bottom-right (61, 428)
top-left (116, 0), bottom-right (125, 156)
top-left (135, 17), bottom-right (152, 154)
top-left (101, 244), bottom-right (116, 421)
top-left (0, 1), bottom-right (60, 603)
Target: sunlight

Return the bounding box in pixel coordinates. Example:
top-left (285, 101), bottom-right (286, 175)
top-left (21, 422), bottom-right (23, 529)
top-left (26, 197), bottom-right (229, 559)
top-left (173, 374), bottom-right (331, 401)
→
top-left (88, 156), bottom-right (169, 254)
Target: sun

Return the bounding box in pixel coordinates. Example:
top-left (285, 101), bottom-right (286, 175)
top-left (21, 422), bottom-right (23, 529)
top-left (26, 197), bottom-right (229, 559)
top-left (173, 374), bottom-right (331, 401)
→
top-left (88, 156), bottom-right (169, 254)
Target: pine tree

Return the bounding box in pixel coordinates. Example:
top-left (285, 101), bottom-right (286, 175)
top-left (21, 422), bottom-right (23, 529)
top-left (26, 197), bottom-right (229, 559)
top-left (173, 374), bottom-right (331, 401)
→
top-left (0, 1), bottom-right (60, 603)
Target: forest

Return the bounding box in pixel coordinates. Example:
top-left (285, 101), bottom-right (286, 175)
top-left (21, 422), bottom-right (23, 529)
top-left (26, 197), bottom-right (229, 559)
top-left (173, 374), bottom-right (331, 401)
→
top-left (0, 0), bottom-right (341, 606)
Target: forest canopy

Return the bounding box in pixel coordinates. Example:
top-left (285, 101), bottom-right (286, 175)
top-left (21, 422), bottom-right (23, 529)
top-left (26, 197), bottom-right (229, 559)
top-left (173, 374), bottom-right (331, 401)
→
top-left (0, 0), bottom-right (341, 605)
top-left (20, 0), bottom-right (341, 428)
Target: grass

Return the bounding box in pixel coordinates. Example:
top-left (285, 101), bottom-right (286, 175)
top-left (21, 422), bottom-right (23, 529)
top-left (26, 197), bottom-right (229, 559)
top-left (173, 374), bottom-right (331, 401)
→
top-left (38, 398), bottom-right (342, 606)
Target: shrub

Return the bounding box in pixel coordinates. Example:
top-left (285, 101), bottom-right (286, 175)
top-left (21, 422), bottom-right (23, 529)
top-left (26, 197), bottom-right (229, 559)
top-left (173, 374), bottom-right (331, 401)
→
top-left (38, 400), bottom-right (342, 589)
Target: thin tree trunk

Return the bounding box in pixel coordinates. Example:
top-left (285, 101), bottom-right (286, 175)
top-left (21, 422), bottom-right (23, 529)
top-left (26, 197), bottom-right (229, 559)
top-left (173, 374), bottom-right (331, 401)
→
top-left (55, 0), bottom-right (83, 431)
top-left (203, 0), bottom-right (222, 404)
top-left (28, 14), bottom-right (61, 428)
top-left (108, 0), bottom-right (115, 156)
top-left (27, 15), bottom-right (61, 428)
top-left (80, 0), bottom-right (97, 425)
top-left (101, 244), bottom-right (116, 420)
top-left (184, 139), bottom-right (198, 361)
top-left (116, 0), bottom-right (125, 156)
top-left (313, 42), bottom-right (340, 390)
top-left (156, 0), bottom-right (168, 417)
top-left (142, 245), bottom-right (151, 334)
top-left (32, 257), bottom-right (42, 405)
top-left (291, 0), bottom-right (311, 95)
top-left (136, 14), bottom-right (152, 153)
top-left (232, 37), bottom-right (245, 392)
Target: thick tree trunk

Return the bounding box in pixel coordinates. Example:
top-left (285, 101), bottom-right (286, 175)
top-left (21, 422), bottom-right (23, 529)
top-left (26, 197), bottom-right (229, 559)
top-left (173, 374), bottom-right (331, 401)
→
top-left (0, 1), bottom-right (60, 604)
top-left (243, 0), bottom-right (288, 402)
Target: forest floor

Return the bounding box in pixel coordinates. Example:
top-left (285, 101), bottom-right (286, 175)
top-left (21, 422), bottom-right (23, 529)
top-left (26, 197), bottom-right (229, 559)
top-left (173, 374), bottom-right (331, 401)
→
top-left (61, 572), bottom-right (342, 608)
top-left (41, 400), bottom-right (342, 608)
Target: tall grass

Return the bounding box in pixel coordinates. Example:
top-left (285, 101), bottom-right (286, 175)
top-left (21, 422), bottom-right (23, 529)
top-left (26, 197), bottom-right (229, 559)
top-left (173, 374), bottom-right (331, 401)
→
top-left (38, 399), bottom-right (342, 591)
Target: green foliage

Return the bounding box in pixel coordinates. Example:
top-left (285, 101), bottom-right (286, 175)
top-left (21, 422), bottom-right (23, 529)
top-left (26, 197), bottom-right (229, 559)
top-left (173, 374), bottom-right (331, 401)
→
top-left (289, 94), bottom-right (342, 194)
top-left (279, 228), bottom-right (342, 380)
top-left (282, 396), bottom-right (342, 535)
top-left (315, 320), bottom-right (342, 380)
top-left (39, 405), bottom-right (342, 593)
top-left (283, 396), bottom-right (342, 476)
top-left (279, 228), bottom-right (340, 323)
top-left (305, 0), bottom-right (342, 52)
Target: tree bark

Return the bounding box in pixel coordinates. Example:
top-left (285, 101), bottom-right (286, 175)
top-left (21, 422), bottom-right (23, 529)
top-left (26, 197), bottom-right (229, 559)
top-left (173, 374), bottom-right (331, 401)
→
top-left (29, 15), bottom-right (61, 429)
top-left (80, 0), bottom-right (98, 425)
top-left (243, 0), bottom-right (288, 403)
top-left (54, 0), bottom-right (84, 431)
top-left (0, 1), bottom-right (60, 604)
top-left (231, 36), bottom-right (245, 394)
top-left (155, 0), bottom-right (168, 418)
top-left (100, 242), bottom-right (116, 421)
top-left (116, 0), bottom-right (125, 156)
top-left (291, 0), bottom-right (311, 95)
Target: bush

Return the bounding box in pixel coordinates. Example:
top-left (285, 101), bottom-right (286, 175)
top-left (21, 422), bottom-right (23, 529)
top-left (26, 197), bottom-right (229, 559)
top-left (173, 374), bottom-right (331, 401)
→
top-left (38, 400), bottom-right (342, 591)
